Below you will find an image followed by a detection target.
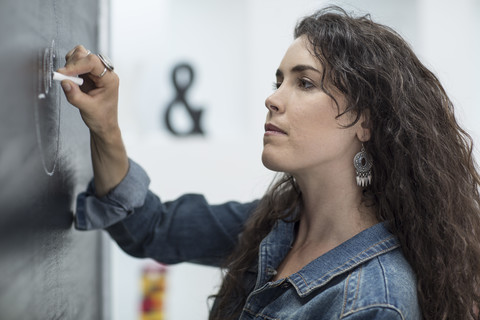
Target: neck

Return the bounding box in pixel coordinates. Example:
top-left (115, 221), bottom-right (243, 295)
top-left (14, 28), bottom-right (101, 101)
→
top-left (292, 163), bottom-right (377, 252)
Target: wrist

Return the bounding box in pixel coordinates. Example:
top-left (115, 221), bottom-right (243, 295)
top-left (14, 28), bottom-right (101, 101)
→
top-left (90, 129), bottom-right (129, 197)
top-left (90, 125), bottom-right (123, 146)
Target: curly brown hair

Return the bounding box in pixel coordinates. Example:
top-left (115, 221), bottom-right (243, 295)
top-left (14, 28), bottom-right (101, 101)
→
top-left (210, 6), bottom-right (480, 320)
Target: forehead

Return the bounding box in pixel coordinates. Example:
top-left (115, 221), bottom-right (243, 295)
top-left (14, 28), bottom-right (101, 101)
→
top-left (279, 35), bottom-right (322, 71)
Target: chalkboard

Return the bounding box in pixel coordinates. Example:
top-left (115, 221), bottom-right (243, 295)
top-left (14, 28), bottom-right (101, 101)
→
top-left (0, 0), bottom-right (105, 319)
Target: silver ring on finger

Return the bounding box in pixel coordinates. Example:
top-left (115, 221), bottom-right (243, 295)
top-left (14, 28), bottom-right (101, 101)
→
top-left (96, 53), bottom-right (114, 71)
top-left (86, 50), bottom-right (91, 56)
top-left (98, 67), bottom-right (108, 77)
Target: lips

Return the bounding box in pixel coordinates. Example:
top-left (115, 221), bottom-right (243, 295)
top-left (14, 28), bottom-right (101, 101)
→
top-left (264, 123), bottom-right (287, 135)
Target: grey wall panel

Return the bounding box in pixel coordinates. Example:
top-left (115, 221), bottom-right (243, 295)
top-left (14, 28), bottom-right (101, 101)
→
top-left (0, 0), bottom-right (104, 319)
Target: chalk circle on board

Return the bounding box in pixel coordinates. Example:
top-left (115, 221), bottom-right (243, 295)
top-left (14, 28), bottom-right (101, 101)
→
top-left (35, 40), bottom-right (61, 176)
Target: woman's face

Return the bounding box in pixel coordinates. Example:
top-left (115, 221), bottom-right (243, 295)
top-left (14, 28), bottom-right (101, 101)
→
top-left (262, 35), bottom-right (364, 178)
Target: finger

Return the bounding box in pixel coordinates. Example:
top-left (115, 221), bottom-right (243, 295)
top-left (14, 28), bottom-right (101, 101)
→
top-left (78, 54), bottom-right (117, 86)
top-left (65, 45), bottom-right (90, 60)
top-left (60, 80), bottom-right (93, 110)
top-left (65, 47), bottom-right (77, 61)
top-left (58, 54), bottom-right (110, 82)
top-left (65, 45), bottom-right (88, 61)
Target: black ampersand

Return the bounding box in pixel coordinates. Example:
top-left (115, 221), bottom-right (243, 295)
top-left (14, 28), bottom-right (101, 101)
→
top-left (164, 63), bottom-right (205, 136)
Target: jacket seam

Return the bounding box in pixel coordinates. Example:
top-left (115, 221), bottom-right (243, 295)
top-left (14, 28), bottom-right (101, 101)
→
top-left (340, 304), bottom-right (405, 320)
top-left (377, 256), bottom-right (389, 303)
top-left (353, 264), bottom-right (362, 309)
top-left (243, 307), bottom-right (279, 320)
top-left (297, 240), bottom-right (399, 294)
top-left (341, 271), bottom-right (353, 316)
top-left (320, 237), bottom-right (396, 280)
top-left (340, 265), bottom-right (362, 317)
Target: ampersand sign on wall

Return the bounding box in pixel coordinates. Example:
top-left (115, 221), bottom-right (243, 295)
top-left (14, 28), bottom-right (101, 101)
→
top-left (163, 63), bottom-right (205, 136)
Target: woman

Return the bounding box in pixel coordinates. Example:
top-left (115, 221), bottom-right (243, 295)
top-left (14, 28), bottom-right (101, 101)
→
top-left (59, 7), bottom-right (480, 319)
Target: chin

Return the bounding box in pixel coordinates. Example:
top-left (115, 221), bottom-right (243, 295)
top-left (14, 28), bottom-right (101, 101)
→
top-left (261, 152), bottom-right (285, 172)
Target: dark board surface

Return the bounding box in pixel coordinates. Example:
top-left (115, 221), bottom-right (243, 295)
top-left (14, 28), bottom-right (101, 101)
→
top-left (0, 0), bottom-right (105, 319)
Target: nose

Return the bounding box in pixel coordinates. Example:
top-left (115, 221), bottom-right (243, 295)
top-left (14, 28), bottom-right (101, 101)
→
top-left (265, 90), bottom-right (284, 113)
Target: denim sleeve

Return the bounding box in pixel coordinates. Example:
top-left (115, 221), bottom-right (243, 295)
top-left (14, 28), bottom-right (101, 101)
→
top-left (75, 159), bottom-right (151, 230)
top-left (106, 191), bottom-right (259, 267)
top-left (75, 158), bottom-right (259, 267)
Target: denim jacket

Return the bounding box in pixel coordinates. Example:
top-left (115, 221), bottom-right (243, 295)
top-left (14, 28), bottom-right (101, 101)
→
top-left (75, 160), bottom-right (421, 319)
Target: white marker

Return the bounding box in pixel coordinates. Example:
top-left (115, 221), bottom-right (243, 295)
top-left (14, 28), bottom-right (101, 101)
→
top-left (52, 71), bottom-right (84, 86)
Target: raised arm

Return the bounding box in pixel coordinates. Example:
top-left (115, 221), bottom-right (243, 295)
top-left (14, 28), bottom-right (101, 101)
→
top-left (57, 45), bottom-right (128, 196)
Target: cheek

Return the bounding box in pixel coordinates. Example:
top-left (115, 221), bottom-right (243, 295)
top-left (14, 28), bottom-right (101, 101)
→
top-left (293, 115), bottom-right (357, 159)
top-left (293, 113), bottom-right (333, 146)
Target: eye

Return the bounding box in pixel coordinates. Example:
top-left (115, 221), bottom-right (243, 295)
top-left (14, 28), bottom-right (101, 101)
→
top-left (298, 78), bottom-right (314, 90)
top-left (272, 81), bottom-right (281, 90)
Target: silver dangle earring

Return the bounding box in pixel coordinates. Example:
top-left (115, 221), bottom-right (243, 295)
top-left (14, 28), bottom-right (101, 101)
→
top-left (353, 144), bottom-right (373, 187)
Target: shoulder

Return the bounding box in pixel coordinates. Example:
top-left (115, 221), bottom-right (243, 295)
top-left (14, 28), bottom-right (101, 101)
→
top-left (341, 248), bottom-right (421, 320)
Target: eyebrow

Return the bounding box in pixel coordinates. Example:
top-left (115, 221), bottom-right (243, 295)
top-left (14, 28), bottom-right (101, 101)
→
top-left (276, 64), bottom-right (322, 78)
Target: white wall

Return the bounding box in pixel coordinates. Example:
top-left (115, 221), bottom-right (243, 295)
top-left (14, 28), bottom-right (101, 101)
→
top-left (109, 1), bottom-right (480, 319)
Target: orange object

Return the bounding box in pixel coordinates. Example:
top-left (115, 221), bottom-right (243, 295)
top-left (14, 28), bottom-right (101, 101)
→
top-left (140, 263), bottom-right (167, 320)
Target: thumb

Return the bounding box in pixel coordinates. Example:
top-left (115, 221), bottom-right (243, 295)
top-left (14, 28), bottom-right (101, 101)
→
top-left (61, 80), bottom-right (90, 110)
top-left (60, 79), bottom-right (73, 94)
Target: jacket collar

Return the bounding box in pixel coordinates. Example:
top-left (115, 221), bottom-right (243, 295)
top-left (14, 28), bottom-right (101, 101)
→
top-left (258, 220), bottom-right (399, 297)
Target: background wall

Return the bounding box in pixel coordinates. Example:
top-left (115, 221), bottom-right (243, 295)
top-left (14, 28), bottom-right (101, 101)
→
top-left (110, 0), bottom-right (480, 319)
top-left (0, 0), bottom-right (109, 319)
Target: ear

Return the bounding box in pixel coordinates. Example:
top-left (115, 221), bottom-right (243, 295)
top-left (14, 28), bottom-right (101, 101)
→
top-left (355, 110), bottom-right (371, 142)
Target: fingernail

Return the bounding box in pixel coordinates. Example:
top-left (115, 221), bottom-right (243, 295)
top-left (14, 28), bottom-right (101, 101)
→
top-left (62, 81), bottom-right (71, 92)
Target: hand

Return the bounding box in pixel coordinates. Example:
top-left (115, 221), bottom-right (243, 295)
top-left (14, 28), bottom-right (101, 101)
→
top-left (59, 45), bottom-right (128, 196)
top-left (57, 45), bottom-right (120, 138)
